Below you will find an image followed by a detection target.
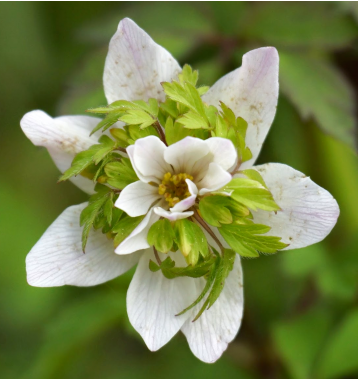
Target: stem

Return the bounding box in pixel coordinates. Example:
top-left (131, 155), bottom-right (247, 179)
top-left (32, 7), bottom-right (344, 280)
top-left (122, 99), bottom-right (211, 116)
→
top-left (154, 121), bottom-right (168, 146)
top-left (193, 209), bottom-right (224, 252)
top-left (230, 157), bottom-right (242, 175)
top-left (153, 246), bottom-right (162, 265)
top-left (115, 147), bottom-right (127, 154)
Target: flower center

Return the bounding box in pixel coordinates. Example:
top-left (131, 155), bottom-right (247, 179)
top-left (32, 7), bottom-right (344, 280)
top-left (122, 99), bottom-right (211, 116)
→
top-left (158, 172), bottom-right (193, 207)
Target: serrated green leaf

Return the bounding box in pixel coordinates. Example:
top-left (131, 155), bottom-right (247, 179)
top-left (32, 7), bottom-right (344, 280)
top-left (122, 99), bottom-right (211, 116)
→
top-left (164, 117), bottom-right (192, 145)
top-left (199, 196), bottom-right (233, 227)
top-left (90, 112), bottom-right (123, 135)
top-left (178, 64), bottom-right (198, 86)
top-left (230, 188), bottom-right (280, 212)
top-left (104, 158), bottom-right (138, 190)
top-left (177, 110), bottom-right (210, 129)
top-left (147, 219), bottom-right (175, 253)
top-left (112, 215), bottom-right (144, 247)
top-left (240, 169), bottom-right (268, 188)
top-left (219, 223), bottom-right (288, 258)
top-left (174, 219), bottom-right (208, 266)
top-left (119, 109), bottom-right (155, 129)
top-left (126, 124), bottom-right (159, 141)
top-left (110, 128), bottom-right (130, 148)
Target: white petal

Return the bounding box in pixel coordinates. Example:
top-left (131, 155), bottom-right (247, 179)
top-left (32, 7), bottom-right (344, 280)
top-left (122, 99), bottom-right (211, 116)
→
top-left (181, 257), bottom-right (243, 363)
top-left (26, 203), bottom-right (141, 287)
top-left (103, 18), bottom-right (181, 104)
top-left (115, 204), bottom-right (162, 255)
top-left (197, 163), bottom-right (232, 195)
top-left (154, 207), bottom-right (193, 221)
top-left (115, 181), bottom-right (160, 217)
top-left (20, 110), bottom-right (101, 194)
top-left (132, 136), bottom-right (172, 183)
top-left (250, 163), bottom-right (340, 249)
top-left (170, 179), bottom-right (198, 213)
top-left (206, 137), bottom-right (238, 171)
top-left (127, 249), bottom-right (196, 351)
top-left (164, 136), bottom-right (209, 176)
top-left (202, 47), bottom-right (279, 168)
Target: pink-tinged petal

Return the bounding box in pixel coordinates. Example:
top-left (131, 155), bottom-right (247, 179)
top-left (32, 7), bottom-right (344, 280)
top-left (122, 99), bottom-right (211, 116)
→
top-left (104, 18), bottom-right (181, 104)
top-left (202, 47), bottom-right (279, 168)
top-left (250, 163), bottom-right (340, 249)
top-left (20, 110), bottom-right (101, 194)
top-left (181, 258), bottom-right (243, 363)
top-left (164, 136), bottom-right (209, 176)
top-left (26, 203), bottom-right (141, 287)
top-left (131, 136), bottom-right (172, 183)
top-left (197, 163), bottom-right (232, 195)
top-left (127, 249), bottom-right (196, 351)
top-left (115, 181), bottom-right (160, 217)
top-left (115, 203), bottom-right (163, 255)
top-left (206, 137), bottom-right (238, 171)
top-left (154, 207), bottom-right (193, 221)
top-left (170, 179), bottom-right (198, 213)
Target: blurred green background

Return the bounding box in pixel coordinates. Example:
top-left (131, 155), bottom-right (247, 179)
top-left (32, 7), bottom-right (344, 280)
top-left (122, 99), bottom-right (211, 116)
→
top-left (1, 2), bottom-right (358, 378)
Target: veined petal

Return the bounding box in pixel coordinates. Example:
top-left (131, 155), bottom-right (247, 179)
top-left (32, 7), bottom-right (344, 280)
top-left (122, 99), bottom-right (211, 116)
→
top-left (115, 181), bottom-right (160, 217)
top-left (20, 110), bottom-right (101, 194)
top-left (164, 136), bottom-right (209, 176)
top-left (154, 207), bottom-right (194, 221)
top-left (206, 137), bottom-right (237, 171)
top-left (26, 203), bottom-right (141, 287)
top-left (181, 258), bottom-right (243, 363)
top-left (170, 179), bottom-right (198, 213)
top-left (104, 18), bottom-right (181, 104)
top-left (202, 47), bottom-right (279, 169)
top-left (197, 163), bottom-right (232, 195)
top-left (131, 136), bottom-right (172, 183)
top-left (127, 249), bottom-right (196, 351)
top-left (250, 163), bottom-right (340, 249)
top-left (115, 203), bottom-right (162, 255)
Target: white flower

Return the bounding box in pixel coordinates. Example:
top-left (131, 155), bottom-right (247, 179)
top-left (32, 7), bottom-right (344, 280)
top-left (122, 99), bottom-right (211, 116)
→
top-left (20, 18), bottom-right (339, 363)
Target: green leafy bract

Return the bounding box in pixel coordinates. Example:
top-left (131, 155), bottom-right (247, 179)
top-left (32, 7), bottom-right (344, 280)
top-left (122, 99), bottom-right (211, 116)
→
top-left (147, 219), bottom-right (175, 253)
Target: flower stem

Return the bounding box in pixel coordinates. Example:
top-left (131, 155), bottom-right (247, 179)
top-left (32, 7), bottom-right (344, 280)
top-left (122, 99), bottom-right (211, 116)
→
top-left (153, 246), bottom-right (162, 265)
top-left (230, 157), bottom-right (242, 175)
top-left (154, 121), bottom-right (168, 146)
top-left (193, 209), bottom-right (224, 252)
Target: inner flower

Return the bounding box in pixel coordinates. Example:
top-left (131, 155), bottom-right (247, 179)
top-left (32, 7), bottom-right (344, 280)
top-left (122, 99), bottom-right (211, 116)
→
top-left (158, 172), bottom-right (193, 207)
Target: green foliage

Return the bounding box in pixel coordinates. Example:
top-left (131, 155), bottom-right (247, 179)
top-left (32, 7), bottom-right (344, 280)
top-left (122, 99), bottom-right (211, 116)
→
top-left (174, 219), bottom-right (209, 266)
top-left (112, 215), bottom-right (144, 247)
top-left (149, 255), bottom-right (215, 279)
top-left (104, 158), bottom-right (138, 190)
top-left (219, 223), bottom-right (288, 258)
top-left (147, 219), bottom-right (175, 253)
top-left (79, 184), bottom-right (116, 252)
top-left (199, 195), bottom-right (233, 227)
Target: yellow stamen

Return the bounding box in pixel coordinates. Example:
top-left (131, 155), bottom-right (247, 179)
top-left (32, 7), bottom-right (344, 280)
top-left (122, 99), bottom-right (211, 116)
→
top-left (158, 172), bottom-right (194, 207)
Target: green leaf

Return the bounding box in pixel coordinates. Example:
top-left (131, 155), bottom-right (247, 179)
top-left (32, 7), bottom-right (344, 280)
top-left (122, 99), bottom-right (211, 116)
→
top-left (280, 52), bottom-right (356, 149)
top-left (192, 248), bottom-right (236, 321)
top-left (90, 112), bottom-right (123, 135)
top-left (149, 255), bottom-right (215, 279)
top-left (177, 110), bottom-right (210, 129)
top-left (126, 124), bottom-right (159, 141)
top-left (199, 195), bottom-right (233, 227)
top-left (240, 169), bottom-right (268, 188)
top-left (164, 117), bottom-right (193, 145)
top-left (315, 308), bottom-right (358, 378)
top-left (243, 2), bottom-right (358, 49)
top-left (174, 219), bottom-right (208, 266)
top-left (104, 158), bottom-right (138, 190)
top-left (230, 188), bottom-right (280, 212)
top-left (147, 219), bottom-right (175, 253)
top-left (80, 186), bottom-right (112, 251)
top-left (109, 128), bottom-right (130, 148)
top-left (219, 223), bottom-right (288, 258)
top-left (112, 215), bottom-right (144, 247)
top-left (119, 109), bottom-right (155, 129)
top-left (178, 64), bottom-right (198, 86)
top-left (92, 135), bottom-right (117, 165)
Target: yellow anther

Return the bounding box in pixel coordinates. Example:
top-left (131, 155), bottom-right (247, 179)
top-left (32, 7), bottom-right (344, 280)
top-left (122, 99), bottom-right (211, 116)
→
top-left (158, 171), bottom-right (194, 207)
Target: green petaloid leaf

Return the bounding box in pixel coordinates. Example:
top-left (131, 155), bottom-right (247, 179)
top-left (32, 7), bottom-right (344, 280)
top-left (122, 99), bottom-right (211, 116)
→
top-left (174, 219), bottom-right (209, 266)
top-left (147, 219), bottom-right (175, 253)
top-left (109, 128), bottom-right (130, 148)
top-left (219, 223), bottom-right (288, 258)
top-left (199, 195), bottom-right (233, 227)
